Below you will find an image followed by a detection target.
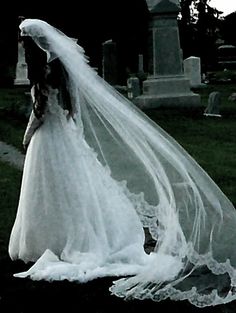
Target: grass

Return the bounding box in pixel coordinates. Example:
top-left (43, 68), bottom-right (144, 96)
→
top-left (146, 113), bottom-right (236, 205)
top-left (144, 83), bottom-right (236, 205)
top-left (0, 83), bottom-right (236, 312)
top-left (0, 161), bottom-right (22, 257)
top-left (0, 87), bottom-right (28, 151)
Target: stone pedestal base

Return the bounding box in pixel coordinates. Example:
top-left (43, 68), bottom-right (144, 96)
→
top-left (14, 79), bottom-right (30, 86)
top-left (134, 75), bottom-right (201, 109)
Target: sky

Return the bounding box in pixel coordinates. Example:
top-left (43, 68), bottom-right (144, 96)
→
top-left (209, 0), bottom-right (236, 16)
top-left (146, 1), bottom-right (235, 16)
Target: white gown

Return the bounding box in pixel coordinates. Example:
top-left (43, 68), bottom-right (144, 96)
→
top-left (8, 86), bottom-right (150, 282)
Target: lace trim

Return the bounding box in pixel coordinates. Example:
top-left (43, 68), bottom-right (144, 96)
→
top-left (110, 241), bottom-right (236, 307)
top-left (117, 180), bottom-right (163, 242)
top-left (187, 243), bottom-right (236, 286)
top-left (108, 183), bottom-right (236, 307)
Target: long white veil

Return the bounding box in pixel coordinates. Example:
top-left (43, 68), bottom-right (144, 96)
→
top-left (19, 19), bottom-right (236, 307)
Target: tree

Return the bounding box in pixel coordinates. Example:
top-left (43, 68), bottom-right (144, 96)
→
top-left (221, 11), bottom-right (236, 46)
top-left (179, 0), bottom-right (223, 71)
top-left (178, 0), bottom-right (198, 58)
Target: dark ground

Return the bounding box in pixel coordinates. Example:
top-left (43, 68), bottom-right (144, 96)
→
top-left (0, 256), bottom-right (235, 313)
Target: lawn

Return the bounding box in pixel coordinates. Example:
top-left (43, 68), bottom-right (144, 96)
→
top-left (0, 83), bottom-right (236, 312)
top-left (0, 87), bottom-right (28, 151)
top-left (144, 83), bottom-right (236, 206)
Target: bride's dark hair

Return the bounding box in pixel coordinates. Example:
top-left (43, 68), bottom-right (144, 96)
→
top-left (23, 36), bottom-right (47, 86)
top-left (23, 36), bottom-right (73, 118)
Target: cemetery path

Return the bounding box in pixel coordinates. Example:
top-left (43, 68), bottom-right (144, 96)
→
top-left (0, 141), bottom-right (25, 170)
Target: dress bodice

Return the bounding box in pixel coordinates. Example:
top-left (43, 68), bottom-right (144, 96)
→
top-left (44, 86), bottom-right (70, 123)
top-left (44, 85), bottom-right (82, 136)
top-left (45, 86), bottom-right (60, 113)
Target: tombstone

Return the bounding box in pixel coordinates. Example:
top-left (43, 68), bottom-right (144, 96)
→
top-left (204, 91), bottom-right (221, 117)
top-left (184, 56), bottom-right (202, 88)
top-left (228, 93), bottom-right (236, 102)
top-left (14, 39), bottom-right (30, 86)
top-left (146, 0), bottom-right (180, 10)
top-left (217, 45), bottom-right (236, 70)
top-left (138, 54), bottom-right (144, 73)
top-left (135, 0), bottom-right (200, 109)
top-left (127, 77), bottom-right (141, 99)
top-left (102, 40), bottom-right (118, 85)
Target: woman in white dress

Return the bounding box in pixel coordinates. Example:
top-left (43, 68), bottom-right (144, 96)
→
top-left (9, 19), bottom-right (236, 308)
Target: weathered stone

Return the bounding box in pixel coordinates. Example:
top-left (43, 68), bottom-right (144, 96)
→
top-left (136, 0), bottom-right (201, 108)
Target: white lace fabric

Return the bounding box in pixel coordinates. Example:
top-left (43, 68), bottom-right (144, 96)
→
top-left (8, 18), bottom-right (236, 308)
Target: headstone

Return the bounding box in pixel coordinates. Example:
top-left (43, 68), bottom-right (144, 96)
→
top-left (217, 45), bottom-right (236, 70)
top-left (14, 40), bottom-right (30, 86)
top-left (228, 93), bottom-right (236, 102)
top-left (135, 0), bottom-right (200, 109)
top-left (102, 40), bottom-right (118, 85)
top-left (127, 77), bottom-right (141, 99)
top-left (146, 0), bottom-right (179, 11)
top-left (204, 91), bottom-right (221, 117)
top-left (138, 54), bottom-right (144, 73)
top-left (184, 56), bottom-right (202, 88)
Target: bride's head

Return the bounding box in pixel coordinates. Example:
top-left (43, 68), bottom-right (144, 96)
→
top-left (22, 35), bottom-right (65, 89)
top-left (22, 36), bottom-right (48, 85)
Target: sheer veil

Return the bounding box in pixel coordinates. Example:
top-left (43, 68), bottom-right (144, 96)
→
top-left (19, 19), bottom-right (236, 307)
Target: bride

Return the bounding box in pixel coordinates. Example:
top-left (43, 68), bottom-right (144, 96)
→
top-left (9, 18), bottom-right (236, 308)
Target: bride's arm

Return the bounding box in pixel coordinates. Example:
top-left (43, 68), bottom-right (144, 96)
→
top-left (22, 85), bottom-right (45, 150)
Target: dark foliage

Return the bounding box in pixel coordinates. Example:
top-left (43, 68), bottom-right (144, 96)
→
top-left (0, 0), bottom-right (149, 85)
top-left (221, 12), bottom-right (236, 46)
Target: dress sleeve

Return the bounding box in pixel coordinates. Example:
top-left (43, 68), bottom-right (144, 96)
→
top-left (22, 86), bottom-right (45, 147)
top-left (22, 110), bottom-right (44, 147)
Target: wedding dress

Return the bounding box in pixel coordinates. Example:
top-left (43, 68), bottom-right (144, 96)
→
top-left (9, 85), bottom-right (149, 280)
top-left (8, 19), bottom-right (236, 308)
